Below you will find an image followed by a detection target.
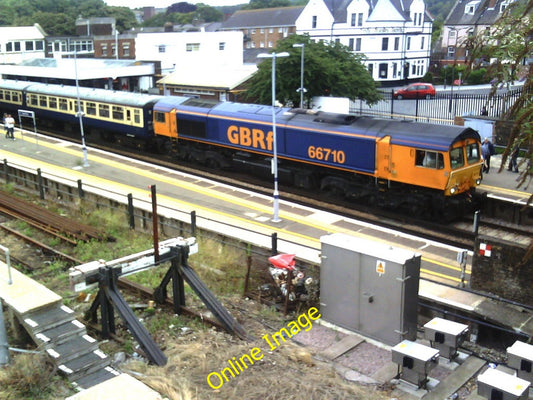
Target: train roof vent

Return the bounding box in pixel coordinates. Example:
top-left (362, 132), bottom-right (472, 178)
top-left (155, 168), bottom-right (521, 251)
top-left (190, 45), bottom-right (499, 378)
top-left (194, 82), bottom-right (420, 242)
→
top-left (182, 98), bottom-right (220, 109)
top-left (313, 112), bottom-right (358, 125)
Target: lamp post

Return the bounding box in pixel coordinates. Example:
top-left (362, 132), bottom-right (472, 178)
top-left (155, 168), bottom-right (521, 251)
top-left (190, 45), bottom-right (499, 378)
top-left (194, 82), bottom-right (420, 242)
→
top-left (257, 51), bottom-right (290, 223)
top-left (73, 50), bottom-right (89, 167)
top-left (115, 29), bottom-right (119, 60)
top-left (292, 43), bottom-right (306, 109)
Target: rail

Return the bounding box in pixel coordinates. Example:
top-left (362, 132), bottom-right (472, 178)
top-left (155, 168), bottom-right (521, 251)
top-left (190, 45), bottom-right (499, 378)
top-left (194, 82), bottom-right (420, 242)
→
top-left (0, 244), bottom-right (12, 285)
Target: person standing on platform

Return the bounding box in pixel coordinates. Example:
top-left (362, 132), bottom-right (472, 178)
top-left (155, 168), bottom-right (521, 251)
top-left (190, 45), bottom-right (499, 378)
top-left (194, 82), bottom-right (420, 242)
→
top-left (508, 144), bottom-right (519, 173)
top-left (4, 114), bottom-right (14, 140)
top-left (481, 137), bottom-right (495, 173)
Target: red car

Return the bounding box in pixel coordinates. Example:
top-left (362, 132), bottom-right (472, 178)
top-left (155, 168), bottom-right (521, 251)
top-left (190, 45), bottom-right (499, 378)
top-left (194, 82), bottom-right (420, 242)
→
top-left (393, 83), bottom-right (436, 99)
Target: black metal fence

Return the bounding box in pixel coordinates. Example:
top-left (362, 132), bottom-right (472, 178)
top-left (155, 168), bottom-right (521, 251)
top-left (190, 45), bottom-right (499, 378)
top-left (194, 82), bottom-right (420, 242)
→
top-left (350, 87), bottom-right (524, 125)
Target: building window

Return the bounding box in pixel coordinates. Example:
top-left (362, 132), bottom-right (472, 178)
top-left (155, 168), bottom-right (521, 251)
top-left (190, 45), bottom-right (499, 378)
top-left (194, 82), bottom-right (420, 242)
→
top-left (268, 41), bottom-right (273, 48)
top-left (447, 46), bottom-right (455, 58)
top-left (219, 42), bottom-right (225, 50)
top-left (351, 13), bottom-right (356, 26)
top-left (381, 38), bottom-right (389, 51)
top-left (25, 41), bottom-right (34, 51)
top-left (260, 41), bottom-right (265, 48)
top-left (379, 63), bottom-right (388, 78)
top-left (368, 63), bottom-right (374, 77)
top-left (358, 13), bottom-right (363, 26)
top-left (312, 16), bottom-right (317, 28)
top-left (6, 43), bottom-right (12, 52)
top-left (123, 43), bottom-right (130, 56)
top-left (36, 41), bottom-right (44, 50)
top-left (159, 44), bottom-right (166, 53)
top-left (394, 37), bottom-right (399, 50)
top-left (278, 27), bottom-right (283, 33)
top-left (186, 43), bottom-right (200, 51)
top-left (260, 28), bottom-right (264, 33)
top-left (349, 38), bottom-right (354, 50)
top-left (269, 28), bottom-right (273, 33)
top-left (421, 37), bottom-right (425, 49)
top-left (407, 37), bottom-right (411, 50)
top-left (251, 28), bottom-right (256, 34)
top-left (101, 44), bottom-right (107, 56)
top-left (356, 38), bottom-right (361, 51)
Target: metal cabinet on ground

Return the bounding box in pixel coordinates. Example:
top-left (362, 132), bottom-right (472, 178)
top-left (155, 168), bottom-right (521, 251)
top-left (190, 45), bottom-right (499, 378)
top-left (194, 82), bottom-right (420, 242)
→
top-left (477, 367), bottom-right (530, 400)
top-left (507, 340), bottom-right (533, 384)
top-left (319, 233), bottom-right (421, 346)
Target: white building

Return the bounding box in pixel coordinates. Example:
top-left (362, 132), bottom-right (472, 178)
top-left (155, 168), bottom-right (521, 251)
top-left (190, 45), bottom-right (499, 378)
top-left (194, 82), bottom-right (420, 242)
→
top-left (296, 0), bottom-right (433, 83)
top-left (135, 31), bottom-right (245, 74)
top-left (0, 24), bottom-right (47, 65)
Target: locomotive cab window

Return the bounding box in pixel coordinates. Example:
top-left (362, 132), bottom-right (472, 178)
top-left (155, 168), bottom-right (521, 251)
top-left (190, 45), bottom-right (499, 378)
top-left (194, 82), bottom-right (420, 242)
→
top-left (154, 111), bottom-right (166, 123)
top-left (466, 143), bottom-right (480, 164)
top-left (415, 150), bottom-right (444, 169)
top-left (450, 147), bottom-right (465, 169)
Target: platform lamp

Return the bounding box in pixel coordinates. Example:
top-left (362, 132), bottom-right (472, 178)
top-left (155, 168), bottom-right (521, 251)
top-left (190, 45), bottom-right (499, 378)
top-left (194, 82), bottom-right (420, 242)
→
top-left (292, 43), bottom-right (306, 109)
top-left (257, 51), bottom-right (290, 223)
top-left (73, 49), bottom-right (89, 167)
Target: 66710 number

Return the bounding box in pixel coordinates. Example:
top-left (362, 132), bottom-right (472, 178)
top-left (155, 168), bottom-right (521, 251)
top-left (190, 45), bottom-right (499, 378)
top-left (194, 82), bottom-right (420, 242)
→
top-left (307, 146), bottom-right (346, 164)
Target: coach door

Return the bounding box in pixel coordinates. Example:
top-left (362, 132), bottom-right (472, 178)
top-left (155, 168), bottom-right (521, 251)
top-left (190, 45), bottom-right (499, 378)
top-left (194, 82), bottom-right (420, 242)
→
top-left (376, 136), bottom-right (392, 179)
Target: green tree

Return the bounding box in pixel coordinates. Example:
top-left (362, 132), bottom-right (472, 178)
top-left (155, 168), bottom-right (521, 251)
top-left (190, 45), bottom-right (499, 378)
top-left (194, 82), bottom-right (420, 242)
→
top-left (466, 0), bottom-right (532, 261)
top-left (245, 35), bottom-right (381, 107)
top-left (465, 0), bottom-right (532, 181)
top-left (31, 12), bottom-right (76, 35)
top-left (242, 0), bottom-right (291, 9)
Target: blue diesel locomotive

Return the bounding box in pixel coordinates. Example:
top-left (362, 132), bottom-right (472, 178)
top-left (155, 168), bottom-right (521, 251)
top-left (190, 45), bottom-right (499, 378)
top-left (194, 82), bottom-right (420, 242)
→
top-left (0, 80), bottom-right (483, 218)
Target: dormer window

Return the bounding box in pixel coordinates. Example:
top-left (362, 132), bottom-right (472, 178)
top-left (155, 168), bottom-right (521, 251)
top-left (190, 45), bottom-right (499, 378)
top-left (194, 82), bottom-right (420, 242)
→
top-left (465, 0), bottom-right (480, 14)
top-left (500, 1), bottom-right (509, 12)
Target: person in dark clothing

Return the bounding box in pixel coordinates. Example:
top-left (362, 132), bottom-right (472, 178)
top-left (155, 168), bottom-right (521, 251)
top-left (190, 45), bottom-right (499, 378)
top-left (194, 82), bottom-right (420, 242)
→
top-left (481, 138), bottom-right (495, 173)
top-left (508, 144), bottom-right (519, 173)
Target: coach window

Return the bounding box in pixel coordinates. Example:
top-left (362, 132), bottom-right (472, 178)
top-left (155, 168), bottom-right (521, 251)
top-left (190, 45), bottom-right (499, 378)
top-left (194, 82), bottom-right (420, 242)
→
top-left (450, 147), bottom-right (465, 169)
top-left (11, 92), bottom-right (19, 102)
top-left (112, 106), bottom-right (124, 120)
top-left (86, 102), bottom-right (96, 115)
top-left (4, 92), bottom-right (10, 101)
top-left (28, 94), bottom-right (37, 105)
top-left (59, 98), bottom-right (68, 111)
top-left (39, 96), bottom-right (47, 107)
top-left (133, 110), bottom-right (141, 124)
top-left (99, 104), bottom-right (110, 118)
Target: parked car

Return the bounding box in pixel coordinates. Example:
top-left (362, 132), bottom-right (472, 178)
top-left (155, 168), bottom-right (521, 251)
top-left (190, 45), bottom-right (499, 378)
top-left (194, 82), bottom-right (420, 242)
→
top-left (393, 83), bottom-right (436, 99)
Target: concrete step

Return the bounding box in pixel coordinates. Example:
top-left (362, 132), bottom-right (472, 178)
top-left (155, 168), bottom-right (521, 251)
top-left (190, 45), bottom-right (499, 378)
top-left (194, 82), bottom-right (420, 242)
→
top-left (72, 367), bottom-right (121, 391)
top-left (23, 304), bottom-right (76, 334)
top-left (46, 333), bottom-right (99, 364)
top-left (58, 349), bottom-right (111, 382)
top-left (35, 319), bottom-right (87, 346)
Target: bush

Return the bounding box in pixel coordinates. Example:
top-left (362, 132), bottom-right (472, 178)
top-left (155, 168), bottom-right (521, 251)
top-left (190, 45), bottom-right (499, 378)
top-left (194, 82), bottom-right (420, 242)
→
top-left (421, 71), bottom-right (434, 83)
top-left (466, 68), bottom-right (488, 85)
top-left (0, 353), bottom-right (57, 398)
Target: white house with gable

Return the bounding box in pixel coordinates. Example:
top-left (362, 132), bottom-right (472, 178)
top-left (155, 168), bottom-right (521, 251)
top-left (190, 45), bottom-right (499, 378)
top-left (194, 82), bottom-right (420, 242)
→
top-left (0, 24), bottom-right (47, 65)
top-left (135, 31), bottom-right (244, 75)
top-left (296, 0), bottom-right (433, 83)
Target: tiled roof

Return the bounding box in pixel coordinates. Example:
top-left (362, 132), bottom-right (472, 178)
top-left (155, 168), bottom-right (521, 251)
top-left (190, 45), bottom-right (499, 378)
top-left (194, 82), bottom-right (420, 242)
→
top-left (445, 0), bottom-right (509, 25)
top-left (219, 6), bottom-right (304, 29)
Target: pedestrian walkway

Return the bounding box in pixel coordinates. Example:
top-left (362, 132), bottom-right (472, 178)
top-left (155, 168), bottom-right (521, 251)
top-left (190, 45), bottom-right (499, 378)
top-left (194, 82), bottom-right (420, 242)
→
top-left (0, 262), bottom-right (163, 399)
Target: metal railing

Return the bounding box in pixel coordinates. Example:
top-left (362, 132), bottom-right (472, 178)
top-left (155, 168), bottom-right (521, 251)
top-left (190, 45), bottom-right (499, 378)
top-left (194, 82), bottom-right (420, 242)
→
top-left (350, 87), bottom-right (524, 125)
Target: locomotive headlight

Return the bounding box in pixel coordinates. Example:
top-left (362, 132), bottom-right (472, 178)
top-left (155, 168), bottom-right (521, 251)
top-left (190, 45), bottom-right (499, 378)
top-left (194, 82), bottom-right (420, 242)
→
top-left (450, 187), bottom-right (457, 194)
top-left (475, 178), bottom-right (482, 185)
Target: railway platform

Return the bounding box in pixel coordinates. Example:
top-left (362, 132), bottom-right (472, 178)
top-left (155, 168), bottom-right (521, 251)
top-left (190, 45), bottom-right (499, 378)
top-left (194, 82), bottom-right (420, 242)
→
top-left (1, 132), bottom-right (533, 398)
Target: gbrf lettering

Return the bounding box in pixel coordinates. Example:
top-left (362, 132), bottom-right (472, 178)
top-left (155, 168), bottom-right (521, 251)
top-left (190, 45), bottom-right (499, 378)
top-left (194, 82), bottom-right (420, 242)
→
top-left (227, 125), bottom-right (273, 151)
